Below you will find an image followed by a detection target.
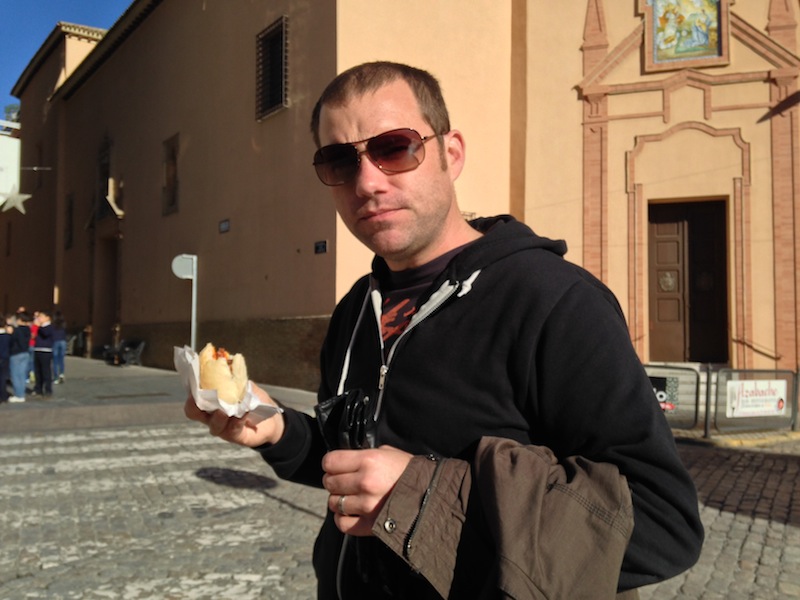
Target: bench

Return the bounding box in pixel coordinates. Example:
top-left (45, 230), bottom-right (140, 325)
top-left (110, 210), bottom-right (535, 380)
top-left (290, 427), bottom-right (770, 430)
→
top-left (103, 339), bottom-right (145, 366)
top-left (119, 340), bottom-right (145, 366)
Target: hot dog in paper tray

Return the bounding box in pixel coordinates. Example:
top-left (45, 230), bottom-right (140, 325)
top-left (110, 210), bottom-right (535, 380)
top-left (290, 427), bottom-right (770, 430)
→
top-left (174, 343), bottom-right (283, 419)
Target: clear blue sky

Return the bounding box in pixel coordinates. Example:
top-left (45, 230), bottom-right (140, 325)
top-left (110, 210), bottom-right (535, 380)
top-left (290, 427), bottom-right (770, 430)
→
top-left (1, 0), bottom-right (132, 114)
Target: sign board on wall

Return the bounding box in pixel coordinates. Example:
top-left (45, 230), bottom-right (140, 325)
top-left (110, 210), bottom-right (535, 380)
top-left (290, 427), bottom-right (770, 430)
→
top-left (725, 380), bottom-right (788, 418)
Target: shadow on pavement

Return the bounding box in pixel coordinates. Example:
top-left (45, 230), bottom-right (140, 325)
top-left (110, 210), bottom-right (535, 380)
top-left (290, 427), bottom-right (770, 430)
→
top-left (195, 466), bottom-right (278, 491)
top-left (194, 465), bottom-right (327, 521)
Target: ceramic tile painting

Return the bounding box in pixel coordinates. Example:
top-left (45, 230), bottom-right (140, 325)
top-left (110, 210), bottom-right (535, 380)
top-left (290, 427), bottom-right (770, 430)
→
top-left (641, 0), bottom-right (729, 72)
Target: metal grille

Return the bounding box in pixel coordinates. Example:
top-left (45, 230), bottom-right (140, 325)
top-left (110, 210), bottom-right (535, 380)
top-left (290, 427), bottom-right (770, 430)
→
top-left (256, 16), bottom-right (289, 121)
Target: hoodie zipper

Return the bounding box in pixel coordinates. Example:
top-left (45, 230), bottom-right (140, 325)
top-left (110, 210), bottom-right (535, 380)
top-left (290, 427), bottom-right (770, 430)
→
top-left (373, 278), bottom-right (463, 420)
top-left (334, 272), bottom-right (479, 599)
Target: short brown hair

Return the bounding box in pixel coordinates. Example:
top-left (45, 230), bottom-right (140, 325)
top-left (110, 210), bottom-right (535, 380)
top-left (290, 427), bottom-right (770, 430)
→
top-left (310, 62), bottom-right (451, 147)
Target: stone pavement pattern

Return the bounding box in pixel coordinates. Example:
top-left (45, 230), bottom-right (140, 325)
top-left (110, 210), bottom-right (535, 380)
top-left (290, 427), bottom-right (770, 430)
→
top-left (639, 441), bottom-right (800, 600)
top-left (0, 424), bottom-right (329, 599)
top-left (1, 358), bottom-right (800, 599)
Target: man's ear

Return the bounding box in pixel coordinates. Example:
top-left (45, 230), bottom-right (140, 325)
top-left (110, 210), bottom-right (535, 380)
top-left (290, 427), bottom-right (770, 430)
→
top-left (444, 130), bottom-right (466, 181)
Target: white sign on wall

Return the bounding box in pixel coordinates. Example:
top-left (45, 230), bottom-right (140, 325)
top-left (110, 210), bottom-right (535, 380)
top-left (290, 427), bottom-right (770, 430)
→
top-left (726, 379), bottom-right (788, 418)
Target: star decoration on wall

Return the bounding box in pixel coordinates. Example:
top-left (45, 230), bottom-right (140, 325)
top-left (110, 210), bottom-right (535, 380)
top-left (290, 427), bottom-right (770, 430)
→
top-left (0, 184), bottom-right (32, 214)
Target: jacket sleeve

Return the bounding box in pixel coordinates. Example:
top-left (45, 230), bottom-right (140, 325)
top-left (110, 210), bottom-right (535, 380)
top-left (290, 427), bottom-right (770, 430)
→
top-left (373, 436), bottom-right (634, 599)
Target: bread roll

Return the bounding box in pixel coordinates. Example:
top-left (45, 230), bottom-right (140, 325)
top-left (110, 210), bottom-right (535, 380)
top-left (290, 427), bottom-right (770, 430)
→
top-left (198, 342), bottom-right (248, 404)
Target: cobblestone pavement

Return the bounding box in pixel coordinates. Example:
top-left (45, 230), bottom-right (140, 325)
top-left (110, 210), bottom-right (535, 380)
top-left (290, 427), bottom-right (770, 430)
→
top-left (639, 439), bottom-right (800, 600)
top-left (1, 357), bottom-right (799, 599)
top-left (0, 424), bottom-right (327, 599)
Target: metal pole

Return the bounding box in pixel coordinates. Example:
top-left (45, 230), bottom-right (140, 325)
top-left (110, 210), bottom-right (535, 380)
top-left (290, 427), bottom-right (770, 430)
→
top-left (190, 255), bottom-right (198, 351)
top-left (171, 254), bottom-right (199, 351)
top-left (703, 364), bottom-right (712, 439)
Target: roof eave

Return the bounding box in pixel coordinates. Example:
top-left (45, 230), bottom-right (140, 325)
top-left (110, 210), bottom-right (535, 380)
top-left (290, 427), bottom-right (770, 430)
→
top-left (11, 22), bottom-right (107, 100)
top-left (53, 0), bottom-right (164, 102)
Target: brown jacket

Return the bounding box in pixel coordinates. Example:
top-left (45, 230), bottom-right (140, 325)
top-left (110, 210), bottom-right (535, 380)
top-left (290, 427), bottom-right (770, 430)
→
top-left (372, 436), bottom-right (637, 599)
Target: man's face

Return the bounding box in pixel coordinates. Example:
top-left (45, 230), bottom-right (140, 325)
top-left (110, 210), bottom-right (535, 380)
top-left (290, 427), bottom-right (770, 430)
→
top-left (317, 80), bottom-right (464, 271)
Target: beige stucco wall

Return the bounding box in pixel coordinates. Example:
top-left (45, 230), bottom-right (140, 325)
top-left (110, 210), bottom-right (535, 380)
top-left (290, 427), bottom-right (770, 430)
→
top-left (60, 34), bottom-right (98, 89)
top-left (59, 1), bottom-right (338, 326)
top-left (524, 3), bottom-right (587, 257)
top-left (523, 1), bottom-right (796, 369)
top-left (333, 0), bottom-right (514, 298)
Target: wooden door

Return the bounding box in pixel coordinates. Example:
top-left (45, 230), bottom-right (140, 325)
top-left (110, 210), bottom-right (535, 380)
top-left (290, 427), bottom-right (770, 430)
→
top-left (649, 205), bottom-right (687, 361)
top-left (648, 201), bottom-right (729, 363)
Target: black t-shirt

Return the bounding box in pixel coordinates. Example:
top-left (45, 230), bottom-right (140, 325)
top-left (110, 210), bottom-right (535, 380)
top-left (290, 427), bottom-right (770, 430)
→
top-left (379, 247), bottom-right (465, 357)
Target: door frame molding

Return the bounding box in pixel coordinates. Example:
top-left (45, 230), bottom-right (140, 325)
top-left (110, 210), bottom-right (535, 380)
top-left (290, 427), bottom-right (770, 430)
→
top-left (626, 122), bottom-right (752, 366)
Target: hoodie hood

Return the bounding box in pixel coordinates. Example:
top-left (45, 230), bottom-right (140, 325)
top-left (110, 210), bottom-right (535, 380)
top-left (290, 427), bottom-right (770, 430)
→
top-left (371, 215), bottom-right (568, 284)
top-left (447, 215), bottom-right (568, 281)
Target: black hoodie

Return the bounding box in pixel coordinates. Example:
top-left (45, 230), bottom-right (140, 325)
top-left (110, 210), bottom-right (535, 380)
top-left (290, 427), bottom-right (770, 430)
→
top-left (259, 215), bottom-right (703, 597)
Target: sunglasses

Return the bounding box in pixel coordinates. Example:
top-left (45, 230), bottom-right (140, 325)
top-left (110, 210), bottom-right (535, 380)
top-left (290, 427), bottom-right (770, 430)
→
top-left (313, 128), bottom-right (440, 186)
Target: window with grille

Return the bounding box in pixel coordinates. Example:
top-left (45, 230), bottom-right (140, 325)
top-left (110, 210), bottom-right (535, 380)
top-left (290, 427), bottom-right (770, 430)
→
top-left (256, 16), bottom-right (288, 120)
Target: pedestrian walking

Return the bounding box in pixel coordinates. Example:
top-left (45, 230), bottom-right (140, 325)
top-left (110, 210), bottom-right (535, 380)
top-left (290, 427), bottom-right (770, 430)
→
top-left (33, 310), bottom-right (54, 397)
top-left (51, 310), bottom-right (67, 384)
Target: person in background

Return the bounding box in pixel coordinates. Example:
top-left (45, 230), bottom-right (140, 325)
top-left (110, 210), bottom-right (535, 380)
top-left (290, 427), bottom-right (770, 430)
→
top-left (24, 309), bottom-right (39, 385)
top-left (9, 311), bottom-right (32, 403)
top-left (33, 310), bottom-right (54, 397)
top-left (51, 310), bottom-right (67, 384)
top-left (0, 314), bottom-right (10, 403)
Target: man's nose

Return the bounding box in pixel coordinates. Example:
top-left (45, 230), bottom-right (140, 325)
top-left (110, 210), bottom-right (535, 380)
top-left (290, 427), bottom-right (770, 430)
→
top-left (353, 152), bottom-right (389, 196)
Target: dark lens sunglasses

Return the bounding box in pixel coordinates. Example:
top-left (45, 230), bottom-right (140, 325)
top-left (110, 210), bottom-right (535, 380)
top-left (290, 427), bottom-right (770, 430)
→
top-left (313, 128), bottom-right (440, 186)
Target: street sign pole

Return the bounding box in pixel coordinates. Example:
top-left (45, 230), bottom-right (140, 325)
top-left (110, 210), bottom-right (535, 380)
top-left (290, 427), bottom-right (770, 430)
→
top-left (171, 254), bottom-right (198, 351)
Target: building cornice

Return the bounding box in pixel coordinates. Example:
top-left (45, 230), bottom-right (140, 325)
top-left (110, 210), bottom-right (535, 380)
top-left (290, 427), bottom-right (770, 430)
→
top-left (11, 22), bottom-right (107, 99)
top-left (55, 0), bottom-right (164, 101)
top-left (11, 0), bottom-right (163, 102)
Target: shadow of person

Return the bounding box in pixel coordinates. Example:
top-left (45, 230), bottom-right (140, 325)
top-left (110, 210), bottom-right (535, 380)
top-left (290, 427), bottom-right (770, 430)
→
top-left (195, 466), bottom-right (278, 490)
top-left (194, 466), bottom-right (326, 521)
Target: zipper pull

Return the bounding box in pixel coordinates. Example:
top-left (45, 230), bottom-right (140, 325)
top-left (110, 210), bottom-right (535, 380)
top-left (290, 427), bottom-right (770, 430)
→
top-left (378, 365), bottom-right (389, 390)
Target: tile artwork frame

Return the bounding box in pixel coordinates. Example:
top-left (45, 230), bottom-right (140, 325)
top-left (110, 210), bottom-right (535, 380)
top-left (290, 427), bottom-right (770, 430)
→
top-left (640, 0), bottom-right (729, 73)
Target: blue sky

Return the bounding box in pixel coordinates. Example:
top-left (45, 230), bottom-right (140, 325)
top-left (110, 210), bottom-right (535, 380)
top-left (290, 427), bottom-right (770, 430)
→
top-left (1, 0), bottom-right (132, 114)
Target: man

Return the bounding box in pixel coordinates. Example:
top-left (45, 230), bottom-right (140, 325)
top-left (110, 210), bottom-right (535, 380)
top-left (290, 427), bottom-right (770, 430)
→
top-left (186, 62), bottom-right (703, 599)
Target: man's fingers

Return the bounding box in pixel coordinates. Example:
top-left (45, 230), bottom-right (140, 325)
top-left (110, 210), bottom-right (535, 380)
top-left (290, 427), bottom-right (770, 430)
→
top-left (184, 397), bottom-right (209, 423)
top-left (207, 410), bottom-right (238, 437)
top-left (321, 449), bottom-right (367, 475)
top-left (333, 514), bottom-right (373, 537)
top-left (329, 493), bottom-right (358, 516)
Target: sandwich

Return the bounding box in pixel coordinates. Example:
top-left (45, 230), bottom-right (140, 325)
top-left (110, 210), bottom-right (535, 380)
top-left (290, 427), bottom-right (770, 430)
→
top-left (198, 342), bottom-right (248, 405)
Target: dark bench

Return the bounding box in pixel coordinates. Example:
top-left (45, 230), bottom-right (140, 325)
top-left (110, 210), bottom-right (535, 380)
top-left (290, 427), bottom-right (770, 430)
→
top-left (119, 340), bottom-right (145, 366)
top-left (102, 339), bottom-right (145, 366)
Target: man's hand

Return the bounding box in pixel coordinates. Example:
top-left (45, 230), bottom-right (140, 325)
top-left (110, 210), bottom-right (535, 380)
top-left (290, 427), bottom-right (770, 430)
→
top-left (183, 382), bottom-right (285, 447)
top-left (322, 446), bottom-right (413, 536)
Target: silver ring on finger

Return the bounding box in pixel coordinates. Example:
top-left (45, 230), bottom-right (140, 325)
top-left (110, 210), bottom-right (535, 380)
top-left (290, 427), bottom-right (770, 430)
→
top-left (337, 494), bottom-right (351, 516)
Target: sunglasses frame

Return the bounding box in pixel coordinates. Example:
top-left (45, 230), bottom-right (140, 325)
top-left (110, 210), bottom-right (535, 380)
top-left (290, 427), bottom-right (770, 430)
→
top-left (313, 128), bottom-right (441, 186)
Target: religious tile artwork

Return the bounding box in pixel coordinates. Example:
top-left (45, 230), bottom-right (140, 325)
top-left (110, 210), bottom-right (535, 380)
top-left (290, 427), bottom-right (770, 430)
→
top-left (641, 0), bottom-right (729, 72)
